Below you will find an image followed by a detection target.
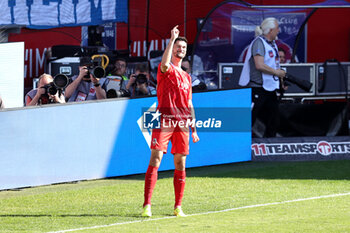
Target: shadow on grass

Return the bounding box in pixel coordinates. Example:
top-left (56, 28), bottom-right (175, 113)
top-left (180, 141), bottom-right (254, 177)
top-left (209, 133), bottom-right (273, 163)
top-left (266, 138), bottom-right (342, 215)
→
top-left (4, 161), bottom-right (348, 194)
top-left (0, 214), bottom-right (145, 218)
top-left (115, 160), bottom-right (350, 181)
top-left (188, 160), bottom-right (350, 180)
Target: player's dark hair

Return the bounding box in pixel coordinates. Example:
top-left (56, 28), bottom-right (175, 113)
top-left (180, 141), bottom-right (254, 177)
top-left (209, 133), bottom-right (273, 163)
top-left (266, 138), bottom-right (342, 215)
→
top-left (174, 36), bottom-right (188, 44)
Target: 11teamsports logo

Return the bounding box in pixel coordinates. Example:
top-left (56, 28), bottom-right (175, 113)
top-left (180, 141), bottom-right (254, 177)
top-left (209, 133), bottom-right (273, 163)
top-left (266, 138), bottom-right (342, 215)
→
top-left (252, 141), bottom-right (350, 156)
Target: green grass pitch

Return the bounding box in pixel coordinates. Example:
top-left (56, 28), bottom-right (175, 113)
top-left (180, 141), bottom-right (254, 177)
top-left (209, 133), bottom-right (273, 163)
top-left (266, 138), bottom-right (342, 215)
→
top-left (0, 160), bottom-right (349, 232)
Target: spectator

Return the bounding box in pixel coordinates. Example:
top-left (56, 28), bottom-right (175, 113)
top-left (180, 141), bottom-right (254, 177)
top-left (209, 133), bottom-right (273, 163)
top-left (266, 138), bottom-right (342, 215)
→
top-left (278, 48), bottom-right (287, 64)
top-left (109, 58), bottom-right (129, 81)
top-left (25, 73), bottom-right (65, 106)
top-left (181, 58), bottom-right (206, 92)
top-left (65, 57), bottom-right (108, 102)
top-left (126, 63), bottom-right (156, 97)
top-left (106, 57), bottom-right (130, 98)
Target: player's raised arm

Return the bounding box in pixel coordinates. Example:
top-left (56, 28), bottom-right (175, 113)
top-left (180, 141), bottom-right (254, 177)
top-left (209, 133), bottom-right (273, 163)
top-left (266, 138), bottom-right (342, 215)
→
top-left (160, 25), bottom-right (179, 73)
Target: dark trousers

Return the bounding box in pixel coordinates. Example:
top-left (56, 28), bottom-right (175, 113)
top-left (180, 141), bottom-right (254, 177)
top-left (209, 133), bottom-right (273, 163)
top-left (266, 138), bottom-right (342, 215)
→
top-left (251, 87), bottom-right (279, 137)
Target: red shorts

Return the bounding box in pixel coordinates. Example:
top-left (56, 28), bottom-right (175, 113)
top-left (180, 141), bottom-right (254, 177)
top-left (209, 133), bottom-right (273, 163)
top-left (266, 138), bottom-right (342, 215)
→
top-left (150, 121), bottom-right (190, 155)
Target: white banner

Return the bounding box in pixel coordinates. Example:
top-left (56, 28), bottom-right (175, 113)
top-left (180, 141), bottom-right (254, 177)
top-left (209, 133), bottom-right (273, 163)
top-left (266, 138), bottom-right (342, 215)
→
top-left (0, 42), bottom-right (24, 108)
top-left (0, 0), bottom-right (127, 29)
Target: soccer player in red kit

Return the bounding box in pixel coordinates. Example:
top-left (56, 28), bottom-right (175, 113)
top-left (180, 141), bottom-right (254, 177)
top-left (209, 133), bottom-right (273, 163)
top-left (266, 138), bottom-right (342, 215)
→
top-left (142, 25), bottom-right (200, 217)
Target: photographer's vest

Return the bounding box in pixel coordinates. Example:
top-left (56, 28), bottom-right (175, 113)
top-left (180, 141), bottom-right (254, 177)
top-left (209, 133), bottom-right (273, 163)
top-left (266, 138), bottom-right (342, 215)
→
top-left (239, 36), bottom-right (280, 91)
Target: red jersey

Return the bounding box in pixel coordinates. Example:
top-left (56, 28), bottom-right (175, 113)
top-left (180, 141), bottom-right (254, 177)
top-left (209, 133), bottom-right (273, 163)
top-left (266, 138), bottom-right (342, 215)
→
top-left (156, 63), bottom-right (192, 121)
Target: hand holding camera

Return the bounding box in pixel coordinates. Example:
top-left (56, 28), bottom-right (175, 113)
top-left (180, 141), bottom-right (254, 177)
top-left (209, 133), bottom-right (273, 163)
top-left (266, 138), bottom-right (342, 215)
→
top-left (275, 69), bottom-right (286, 78)
top-left (37, 84), bottom-right (47, 96)
top-left (40, 74), bottom-right (69, 103)
top-left (135, 74), bottom-right (148, 86)
top-left (128, 73), bottom-right (137, 86)
top-left (79, 66), bottom-right (90, 79)
top-left (47, 91), bottom-right (65, 103)
top-left (80, 65), bottom-right (105, 80)
top-left (129, 73), bottom-right (148, 86)
top-left (135, 74), bottom-right (150, 95)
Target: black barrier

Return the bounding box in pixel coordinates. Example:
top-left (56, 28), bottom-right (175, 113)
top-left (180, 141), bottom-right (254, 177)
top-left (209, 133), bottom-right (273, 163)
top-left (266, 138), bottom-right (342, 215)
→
top-left (278, 102), bottom-right (349, 137)
top-left (252, 136), bottom-right (350, 161)
top-left (253, 102), bottom-right (349, 137)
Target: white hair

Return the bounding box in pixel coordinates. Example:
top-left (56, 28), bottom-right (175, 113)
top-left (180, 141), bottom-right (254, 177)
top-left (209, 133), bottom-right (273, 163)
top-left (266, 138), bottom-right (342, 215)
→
top-left (255, 17), bottom-right (278, 37)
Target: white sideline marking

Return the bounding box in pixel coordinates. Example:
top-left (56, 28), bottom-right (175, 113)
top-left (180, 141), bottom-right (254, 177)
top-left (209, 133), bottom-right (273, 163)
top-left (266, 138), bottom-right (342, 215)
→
top-left (49, 192), bottom-right (350, 233)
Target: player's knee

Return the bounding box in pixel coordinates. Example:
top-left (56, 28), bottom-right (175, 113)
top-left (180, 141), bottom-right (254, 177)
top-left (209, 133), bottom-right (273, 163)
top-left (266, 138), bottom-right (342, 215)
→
top-left (175, 164), bottom-right (185, 171)
top-left (174, 154), bottom-right (186, 170)
top-left (150, 149), bottom-right (163, 166)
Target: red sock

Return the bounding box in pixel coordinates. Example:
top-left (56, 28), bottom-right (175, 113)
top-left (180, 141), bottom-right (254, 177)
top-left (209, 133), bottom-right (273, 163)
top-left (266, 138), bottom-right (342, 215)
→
top-left (173, 169), bottom-right (186, 208)
top-left (143, 165), bottom-right (158, 207)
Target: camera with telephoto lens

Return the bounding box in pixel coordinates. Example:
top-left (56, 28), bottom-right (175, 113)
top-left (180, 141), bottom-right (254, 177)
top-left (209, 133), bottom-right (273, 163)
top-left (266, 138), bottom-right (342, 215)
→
top-left (83, 57), bottom-right (106, 79)
top-left (42, 74), bottom-right (69, 95)
top-left (284, 73), bottom-right (313, 92)
top-left (84, 66), bottom-right (105, 79)
top-left (106, 88), bottom-right (131, 98)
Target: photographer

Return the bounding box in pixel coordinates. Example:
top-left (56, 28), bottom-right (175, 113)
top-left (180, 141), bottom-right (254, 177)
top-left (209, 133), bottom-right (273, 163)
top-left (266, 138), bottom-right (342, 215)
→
top-left (239, 17), bottom-right (286, 137)
top-left (65, 57), bottom-right (108, 102)
top-left (126, 63), bottom-right (156, 97)
top-left (105, 57), bottom-right (130, 98)
top-left (25, 73), bottom-right (65, 106)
